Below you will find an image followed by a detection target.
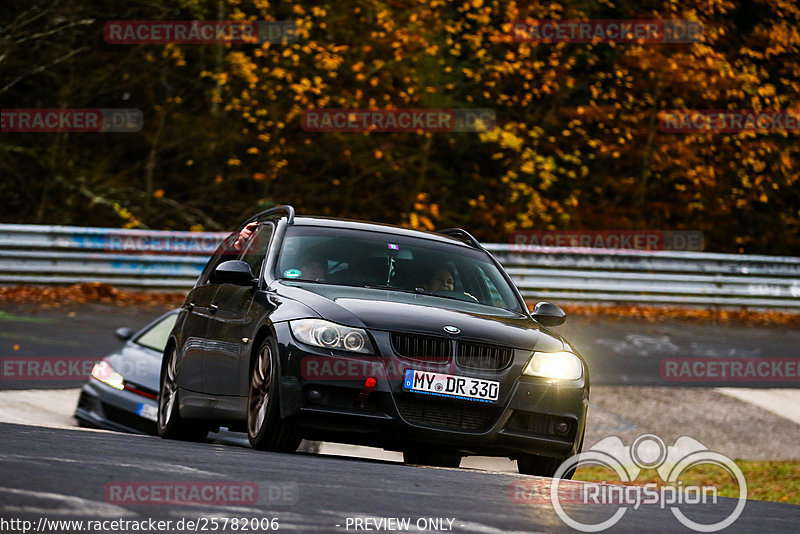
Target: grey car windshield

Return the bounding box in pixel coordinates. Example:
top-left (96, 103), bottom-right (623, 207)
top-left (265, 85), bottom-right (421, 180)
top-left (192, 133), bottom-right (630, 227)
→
top-left (134, 313), bottom-right (178, 352)
top-left (276, 226), bottom-right (524, 313)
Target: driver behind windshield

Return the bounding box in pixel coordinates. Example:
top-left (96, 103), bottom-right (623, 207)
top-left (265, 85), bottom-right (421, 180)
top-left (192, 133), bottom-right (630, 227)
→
top-left (424, 266), bottom-right (455, 293)
top-left (299, 258), bottom-right (327, 281)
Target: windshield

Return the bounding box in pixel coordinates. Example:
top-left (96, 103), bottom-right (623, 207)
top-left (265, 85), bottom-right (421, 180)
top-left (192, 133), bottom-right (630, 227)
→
top-left (276, 226), bottom-right (524, 313)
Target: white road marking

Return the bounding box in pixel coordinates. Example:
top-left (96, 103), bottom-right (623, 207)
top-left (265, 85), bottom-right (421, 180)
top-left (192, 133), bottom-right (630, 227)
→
top-left (0, 487), bottom-right (136, 517)
top-left (0, 452), bottom-right (224, 477)
top-left (0, 388), bottom-right (84, 430)
top-left (716, 388), bottom-right (800, 426)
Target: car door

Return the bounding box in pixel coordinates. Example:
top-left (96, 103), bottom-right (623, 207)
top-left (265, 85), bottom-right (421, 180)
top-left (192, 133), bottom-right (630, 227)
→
top-left (177, 233), bottom-right (239, 392)
top-left (203, 222), bottom-right (274, 396)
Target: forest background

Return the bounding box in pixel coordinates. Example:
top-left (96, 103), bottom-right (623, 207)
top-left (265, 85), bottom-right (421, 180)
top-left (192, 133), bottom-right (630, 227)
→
top-left (1, 0), bottom-right (799, 254)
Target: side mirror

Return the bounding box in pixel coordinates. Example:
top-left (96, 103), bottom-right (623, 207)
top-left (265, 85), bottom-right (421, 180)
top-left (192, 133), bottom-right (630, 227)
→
top-left (214, 260), bottom-right (257, 286)
top-left (115, 327), bottom-right (135, 341)
top-left (531, 301), bottom-right (566, 326)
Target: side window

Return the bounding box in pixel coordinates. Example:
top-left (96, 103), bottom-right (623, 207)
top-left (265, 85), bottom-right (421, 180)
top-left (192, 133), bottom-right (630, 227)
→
top-left (238, 223), bottom-right (273, 276)
top-left (198, 232), bottom-right (240, 285)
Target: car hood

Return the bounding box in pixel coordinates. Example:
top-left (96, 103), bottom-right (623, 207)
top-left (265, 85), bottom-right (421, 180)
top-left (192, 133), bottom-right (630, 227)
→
top-left (275, 282), bottom-right (565, 351)
top-left (105, 343), bottom-right (162, 391)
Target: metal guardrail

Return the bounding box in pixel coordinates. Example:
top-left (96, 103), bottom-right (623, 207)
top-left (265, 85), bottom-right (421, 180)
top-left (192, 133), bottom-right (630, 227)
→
top-left (0, 224), bottom-right (221, 290)
top-left (486, 245), bottom-right (800, 309)
top-left (1, 224), bottom-right (799, 309)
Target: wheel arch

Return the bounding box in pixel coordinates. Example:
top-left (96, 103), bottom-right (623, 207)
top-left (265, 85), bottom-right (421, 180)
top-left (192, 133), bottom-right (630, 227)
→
top-left (250, 323), bottom-right (279, 372)
top-left (160, 337), bottom-right (177, 391)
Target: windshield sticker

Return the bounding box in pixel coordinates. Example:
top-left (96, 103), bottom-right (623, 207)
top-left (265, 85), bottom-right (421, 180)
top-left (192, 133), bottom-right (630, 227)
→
top-left (387, 243), bottom-right (400, 250)
top-left (284, 269), bottom-right (301, 278)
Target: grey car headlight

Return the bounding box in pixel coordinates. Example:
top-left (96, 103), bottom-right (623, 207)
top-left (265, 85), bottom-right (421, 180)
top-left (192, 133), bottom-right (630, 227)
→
top-left (91, 359), bottom-right (125, 390)
top-left (290, 319), bottom-right (374, 354)
top-left (522, 351), bottom-right (583, 380)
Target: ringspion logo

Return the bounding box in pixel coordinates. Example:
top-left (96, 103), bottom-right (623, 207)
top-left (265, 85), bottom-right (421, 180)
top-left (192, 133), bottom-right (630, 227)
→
top-left (550, 434), bottom-right (746, 532)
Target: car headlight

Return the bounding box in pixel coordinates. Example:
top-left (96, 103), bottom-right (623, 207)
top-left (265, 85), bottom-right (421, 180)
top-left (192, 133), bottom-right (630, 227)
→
top-left (290, 319), bottom-right (374, 354)
top-left (522, 351), bottom-right (583, 380)
top-left (91, 360), bottom-right (125, 390)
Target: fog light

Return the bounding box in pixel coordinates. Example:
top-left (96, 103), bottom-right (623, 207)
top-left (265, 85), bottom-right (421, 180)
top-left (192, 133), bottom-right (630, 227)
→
top-left (307, 389), bottom-right (323, 403)
top-left (554, 421), bottom-right (570, 436)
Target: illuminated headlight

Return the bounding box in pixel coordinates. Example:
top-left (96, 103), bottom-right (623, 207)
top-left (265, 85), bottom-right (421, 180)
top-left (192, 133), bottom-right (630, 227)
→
top-left (522, 351), bottom-right (583, 380)
top-left (290, 319), bottom-right (374, 354)
top-left (91, 360), bottom-right (125, 390)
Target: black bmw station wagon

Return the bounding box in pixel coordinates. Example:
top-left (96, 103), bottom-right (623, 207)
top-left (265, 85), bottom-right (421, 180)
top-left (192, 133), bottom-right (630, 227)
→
top-left (158, 205), bottom-right (588, 476)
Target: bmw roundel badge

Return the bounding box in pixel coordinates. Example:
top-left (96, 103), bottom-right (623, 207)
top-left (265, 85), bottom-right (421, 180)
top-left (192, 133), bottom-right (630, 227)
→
top-left (443, 325), bottom-right (461, 334)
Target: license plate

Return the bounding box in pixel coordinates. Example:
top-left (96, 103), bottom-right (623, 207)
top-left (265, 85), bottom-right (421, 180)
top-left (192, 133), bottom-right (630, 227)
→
top-left (136, 403), bottom-right (157, 422)
top-left (403, 369), bottom-right (499, 403)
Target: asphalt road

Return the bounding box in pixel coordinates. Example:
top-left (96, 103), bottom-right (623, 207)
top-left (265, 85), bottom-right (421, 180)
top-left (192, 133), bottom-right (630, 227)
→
top-left (2, 303), bottom-right (800, 532)
top-left (1, 422), bottom-right (798, 534)
top-left (2, 302), bottom-right (799, 389)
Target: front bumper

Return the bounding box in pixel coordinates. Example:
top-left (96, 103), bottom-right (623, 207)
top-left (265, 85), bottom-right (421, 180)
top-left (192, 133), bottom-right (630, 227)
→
top-left (74, 378), bottom-right (158, 435)
top-left (274, 323), bottom-right (589, 458)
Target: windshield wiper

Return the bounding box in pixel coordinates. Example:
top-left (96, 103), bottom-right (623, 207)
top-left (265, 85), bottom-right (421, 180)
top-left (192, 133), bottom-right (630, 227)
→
top-left (283, 278), bottom-right (331, 285)
top-left (363, 285), bottom-right (470, 304)
top-left (363, 284), bottom-right (426, 295)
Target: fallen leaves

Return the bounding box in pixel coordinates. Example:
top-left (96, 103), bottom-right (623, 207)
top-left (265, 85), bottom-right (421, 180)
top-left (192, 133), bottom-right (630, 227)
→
top-left (0, 283), bottom-right (185, 308)
top-left (1, 284), bottom-right (797, 325)
top-left (545, 303), bottom-right (800, 326)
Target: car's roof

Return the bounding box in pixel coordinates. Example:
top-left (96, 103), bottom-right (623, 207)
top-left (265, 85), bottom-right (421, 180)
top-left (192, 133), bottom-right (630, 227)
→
top-left (289, 215), bottom-right (476, 249)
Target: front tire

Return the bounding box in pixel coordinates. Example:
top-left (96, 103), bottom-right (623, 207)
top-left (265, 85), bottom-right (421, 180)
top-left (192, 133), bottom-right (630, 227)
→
top-left (517, 454), bottom-right (564, 477)
top-left (517, 429), bottom-right (585, 478)
top-left (157, 345), bottom-right (208, 442)
top-left (247, 337), bottom-right (300, 452)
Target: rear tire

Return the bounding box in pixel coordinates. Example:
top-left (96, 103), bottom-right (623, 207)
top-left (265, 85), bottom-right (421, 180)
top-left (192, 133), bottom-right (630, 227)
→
top-left (403, 449), bottom-right (462, 468)
top-left (157, 345), bottom-right (208, 442)
top-left (247, 337), bottom-right (300, 452)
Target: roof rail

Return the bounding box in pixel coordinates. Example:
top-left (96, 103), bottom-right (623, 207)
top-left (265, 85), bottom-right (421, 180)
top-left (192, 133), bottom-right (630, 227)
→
top-left (245, 205), bottom-right (295, 225)
top-left (437, 228), bottom-right (483, 249)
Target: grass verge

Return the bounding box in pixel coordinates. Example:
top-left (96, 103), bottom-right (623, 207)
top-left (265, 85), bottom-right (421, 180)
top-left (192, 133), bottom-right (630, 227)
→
top-left (574, 460), bottom-right (800, 504)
